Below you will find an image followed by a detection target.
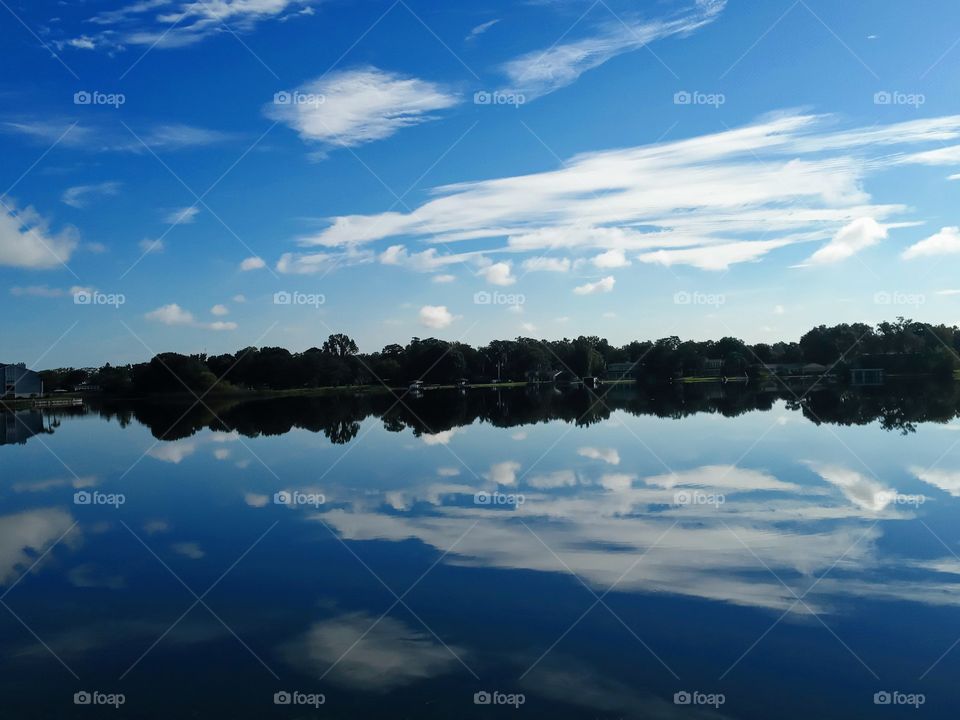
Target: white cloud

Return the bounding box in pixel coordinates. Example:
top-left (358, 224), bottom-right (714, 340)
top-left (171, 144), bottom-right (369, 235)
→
top-left (522, 257), bottom-right (571, 272)
top-left (805, 463), bottom-right (900, 513)
top-left (0, 508), bottom-right (76, 584)
top-left (419, 305), bottom-right (456, 329)
top-left (233, 294), bottom-right (247, 303)
top-left (290, 112), bottom-right (960, 274)
top-left (639, 239), bottom-right (795, 271)
top-left (61, 181), bottom-right (120, 208)
top-left (591, 248), bottom-right (630, 268)
top-left (171, 542), bottom-right (205, 559)
top-left (501, 1), bottom-right (725, 99)
top-left (267, 67), bottom-right (458, 151)
top-left (276, 247), bottom-right (374, 274)
top-left (902, 226), bottom-right (960, 259)
top-left (3, 120), bottom-right (234, 153)
top-left (211, 304), bottom-right (229, 316)
top-left (485, 461), bottom-right (521, 486)
top-left (164, 206), bottom-right (200, 225)
top-left (644, 465), bottom-right (799, 492)
top-left (240, 256), bottom-right (266, 271)
top-left (578, 447), bottom-right (620, 465)
top-left (209, 321), bottom-right (238, 331)
top-left (281, 613), bottom-right (460, 691)
top-left (465, 18), bottom-right (499, 41)
top-left (528, 470), bottom-right (577, 489)
top-left (432, 273), bottom-right (456, 283)
top-left (0, 201), bottom-right (78, 269)
top-left (573, 276), bottom-right (615, 295)
top-left (148, 439), bottom-right (198, 464)
top-left (146, 303), bottom-right (236, 331)
top-left (245, 492), bottom-right (270, 508)
top-left (911, 467), bottom-right (960, 496)
top-left (478, 261), bottom-right (515, 286)
top-left (139, 238), bottom-right (164, 254)
top-left (520, 322), bottom-right (537, 333)
top-left (146, 303), bottom-right (195, 326)
top-left (802, 217), bottom-right (888, 265)
top-left (422, 429), bottom-right (460, 446)
top-left (69, 0), bottom-right (314, 50)
top-left (10, 285), bottom-right (66, 298)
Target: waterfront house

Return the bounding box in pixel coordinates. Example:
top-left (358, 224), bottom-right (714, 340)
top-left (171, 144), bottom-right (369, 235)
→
top-left (702, 359), bottom-right (725, 377)
top-left (605, 361), bottom-right (637, 380)
top-left (1, 363), bottom-right (43, 399)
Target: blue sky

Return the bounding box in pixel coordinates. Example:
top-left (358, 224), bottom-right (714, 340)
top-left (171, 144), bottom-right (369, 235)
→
top-left (3, 0), bottom-right (960, 367)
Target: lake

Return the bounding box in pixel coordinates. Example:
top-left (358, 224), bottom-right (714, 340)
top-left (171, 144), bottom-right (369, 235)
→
top-left (3, 381), bottom-right (960, 717)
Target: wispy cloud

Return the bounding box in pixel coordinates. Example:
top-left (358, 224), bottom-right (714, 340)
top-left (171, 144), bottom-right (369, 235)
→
top-left (267, 66), bottom-right (458, 152)
top-left (573, 276), bottom-right (615, 295)
top-left (164, 206), bottom-right (200, 225)
top-left (2, 119), bottom-right (235, 152)
top-left (465, 18), bottom-right (499, 41)
top-left (62, 0), bottom-right (317, 50)
top-left (62, 181), bottom-right (121, 209)
top-left (501, 0), bottom-right (725, 100)
top-left (295, 113), bottom-right (960, 275)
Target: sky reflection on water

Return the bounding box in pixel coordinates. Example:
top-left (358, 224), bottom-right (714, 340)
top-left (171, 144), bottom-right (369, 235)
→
top-left (3, 385), bottom-right (960, 717)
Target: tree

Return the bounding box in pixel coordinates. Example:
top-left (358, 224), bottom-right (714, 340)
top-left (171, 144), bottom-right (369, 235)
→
top-left (322, 333), bottom-right (359, 358)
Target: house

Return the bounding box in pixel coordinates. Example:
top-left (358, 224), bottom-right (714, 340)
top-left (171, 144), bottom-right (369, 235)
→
top-left (851, 368), bottom-right (885, 386)
top-left (758, 363), bottom-right (804, 376)
top-left (606, 361), bottom-right (637, 380)
top-left (802, 363), bottom-right (829, 376)
top-left (0, 409), bottom-right (45, 445)
top-left (702, 359), bottom-right (725, 377)
top-left (1, 363), bottom-right (43, 399)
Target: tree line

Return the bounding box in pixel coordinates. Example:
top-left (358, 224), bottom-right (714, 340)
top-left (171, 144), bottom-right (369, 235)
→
top-left (38, 318), bottom-right (960, 396)
top-left (88, 376), bottom-right (960, 443)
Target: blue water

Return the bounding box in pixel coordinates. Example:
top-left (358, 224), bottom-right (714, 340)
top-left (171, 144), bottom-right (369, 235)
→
top-left (2, 385), bottom-right (960, 717)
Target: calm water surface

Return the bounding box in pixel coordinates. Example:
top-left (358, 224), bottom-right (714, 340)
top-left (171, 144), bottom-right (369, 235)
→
top-left (3, 383), bottom-right (960, 718)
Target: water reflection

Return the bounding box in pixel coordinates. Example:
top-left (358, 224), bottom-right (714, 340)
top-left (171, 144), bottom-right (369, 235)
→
top-left (3, 382), bottom-right (960, 717)
top-left (0, 409), bottom-right (51, 446)
top-left (84, 377), bottom-right (960, 443)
